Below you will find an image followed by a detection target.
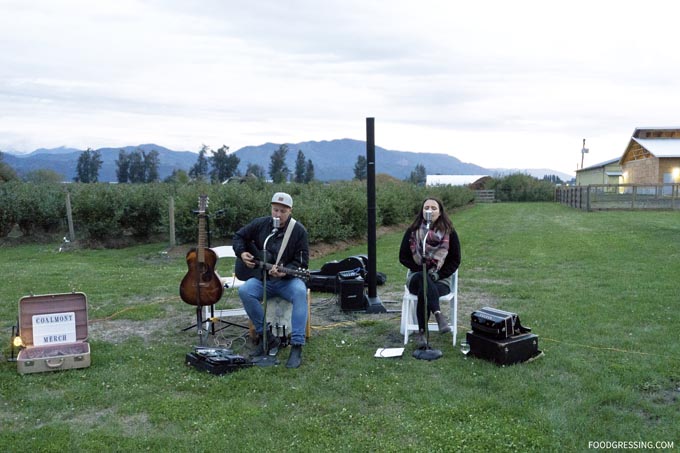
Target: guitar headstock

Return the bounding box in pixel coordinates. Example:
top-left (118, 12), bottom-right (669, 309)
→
top-left (289, 267), bottom-right (310, 281)
top-left (198, 195), bottom-right (209, 215)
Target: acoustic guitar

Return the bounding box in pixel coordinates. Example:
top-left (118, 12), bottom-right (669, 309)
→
top-left (235, 246), bottom-right (309, 282)
top-left (179, 195), bottom-right (223, 306)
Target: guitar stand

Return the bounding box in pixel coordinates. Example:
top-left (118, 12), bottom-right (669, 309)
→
top-left (190, 305), bottom-right (209, 347)
top-left (181, 304), bottom-right (213, 332)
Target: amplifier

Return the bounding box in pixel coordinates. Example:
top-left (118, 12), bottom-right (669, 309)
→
top-left (339, 277), bottom-right (366, 311)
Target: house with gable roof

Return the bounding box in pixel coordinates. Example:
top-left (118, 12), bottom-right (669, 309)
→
top-left (576, 158), bottom-right (622, 186)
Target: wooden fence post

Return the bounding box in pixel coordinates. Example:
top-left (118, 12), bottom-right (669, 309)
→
top-left (169, 197), bottom-right (176, 247)
top-left (65, 192), bottom-right (75, 242)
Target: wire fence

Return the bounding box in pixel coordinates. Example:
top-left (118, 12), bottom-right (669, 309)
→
top-left (556, 184), bottom-right (680, 211)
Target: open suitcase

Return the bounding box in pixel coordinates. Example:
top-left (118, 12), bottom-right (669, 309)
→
top-left (17, 292), bottom-right (91, 374)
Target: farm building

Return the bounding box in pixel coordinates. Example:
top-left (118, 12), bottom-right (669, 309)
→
top-left (576, 158), bottom-right (622, 186)
top-left (620, 128), bottom-right (680, 185)
top-left (426, 174), bottom-right (490, 188)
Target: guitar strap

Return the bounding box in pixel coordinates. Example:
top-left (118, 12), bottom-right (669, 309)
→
top-left (275, 218), bottom-right (296, 265)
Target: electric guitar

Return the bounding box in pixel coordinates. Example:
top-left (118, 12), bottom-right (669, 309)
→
top-left (235, 246), bottom-right (309, 281)
top-left (179, 195), bottom-right (223, 306)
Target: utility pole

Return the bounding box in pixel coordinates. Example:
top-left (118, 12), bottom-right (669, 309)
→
top-left (581, 138), bottom-right (589, 169)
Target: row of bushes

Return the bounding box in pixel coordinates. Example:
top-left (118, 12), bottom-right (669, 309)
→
top-left (486, 173), bottom-right (557, 202)
top-left (0, 178), bottom-right (475, 246)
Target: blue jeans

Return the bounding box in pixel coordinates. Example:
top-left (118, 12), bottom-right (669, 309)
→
top-left (239, 277), bottom-right (308, 345)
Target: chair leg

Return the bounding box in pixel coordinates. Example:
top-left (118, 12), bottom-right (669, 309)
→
top-left (451, 299), bottom-right (458, 347)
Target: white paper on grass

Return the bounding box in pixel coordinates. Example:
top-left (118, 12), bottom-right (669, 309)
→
top-left (374, 348), bottom-right (405, 358)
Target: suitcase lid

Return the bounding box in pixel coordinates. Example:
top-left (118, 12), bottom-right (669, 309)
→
top-left (18, 292), bottom-right (88, 347)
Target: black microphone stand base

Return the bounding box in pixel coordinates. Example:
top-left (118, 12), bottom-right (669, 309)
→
top-left (251, 354), bottom-right (279, 367)
top-left (412, 346), bottom-right (443, 361)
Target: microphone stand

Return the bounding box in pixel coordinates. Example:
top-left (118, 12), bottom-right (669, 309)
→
top-left (253, 221), bottom-right (280, 367)
top-left (413, 212), bottom-right (443, 361)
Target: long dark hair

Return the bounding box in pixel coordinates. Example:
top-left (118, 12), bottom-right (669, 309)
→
top-left (408, 197), bottom-right (452, 233)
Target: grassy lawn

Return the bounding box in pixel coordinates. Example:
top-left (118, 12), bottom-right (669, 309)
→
top-left (0, 203), bottom-right (678, 452)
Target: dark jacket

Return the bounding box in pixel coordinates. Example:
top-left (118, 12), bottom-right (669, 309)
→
top-left (233, 216), bottom-right (309, 277)
top-left (399, 226), bottom-right (461, 286)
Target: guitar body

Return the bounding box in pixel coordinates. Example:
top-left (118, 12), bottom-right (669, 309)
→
top-left (180, 247), bottom-right (223, 306)
top-left (234, 243), bottom-right (270, 281)
top-left (234, 258), bottom-right (261, 281)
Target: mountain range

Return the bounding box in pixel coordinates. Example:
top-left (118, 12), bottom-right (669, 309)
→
top-left (2, 139), bottom-right (573, 182)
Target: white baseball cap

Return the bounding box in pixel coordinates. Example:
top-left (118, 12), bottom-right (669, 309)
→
top-left (271, 192), bottom-right (293, 208)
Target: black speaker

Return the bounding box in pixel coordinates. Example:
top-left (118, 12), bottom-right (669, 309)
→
top-left (338, 277), bottom-right (366, 311)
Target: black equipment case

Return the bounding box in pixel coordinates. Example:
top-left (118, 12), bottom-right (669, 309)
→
top-left (308, 272), bottom-right (338, 293)
top-left (466, 331), bottom-right (541, 365)
top-left (309, 255), bottom-right (367, 293)
top-left (186, 348), bottom-right (252, 375)
top-left (471, 307), bottom-right (530, 339)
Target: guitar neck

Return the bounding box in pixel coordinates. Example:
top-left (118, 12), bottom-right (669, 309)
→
top-left (255, 259), bottom-right (308, 280)
top-left (197, 215), bottom-right (207, 262)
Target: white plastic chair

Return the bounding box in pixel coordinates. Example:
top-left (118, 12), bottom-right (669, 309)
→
top-left (202, 246), bottom-right (248, 326)
top-left (400, 270), bottom-right (458, 346)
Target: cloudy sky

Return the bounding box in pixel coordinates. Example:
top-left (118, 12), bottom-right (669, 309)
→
top-left (2, 0), bottom-right (679, 175)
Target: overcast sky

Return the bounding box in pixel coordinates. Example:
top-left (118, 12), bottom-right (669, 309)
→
top-left (2, 0), bottom-right (679, 175)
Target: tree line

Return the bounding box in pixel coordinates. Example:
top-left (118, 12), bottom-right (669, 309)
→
top-left (1, 146), bottom-right (431, 185)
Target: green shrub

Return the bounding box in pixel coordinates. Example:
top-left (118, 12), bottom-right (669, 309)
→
top-left (294, 184), bottom-right (353, 243)
top-left (0, 181), bottom-right (19, 236)
top-left (119, 184), bottom-right (169, 239)
top-left (488, 173), bottom-right (556, 202)
top-left (14, 183), bottom-right (67, 235)
top-left (71, 184), bottom-right (126, 240)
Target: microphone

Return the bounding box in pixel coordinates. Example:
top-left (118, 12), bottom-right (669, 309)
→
top-left (272, 217), bottom-right (280, 233)
top-left (424, 209), bottom-right (432, 228)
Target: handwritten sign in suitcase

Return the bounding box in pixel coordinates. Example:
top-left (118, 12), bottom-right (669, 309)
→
top-left (17, 292), bottom-right (91, 374)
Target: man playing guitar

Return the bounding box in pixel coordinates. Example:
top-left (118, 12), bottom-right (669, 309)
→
top-left (232, 192), bottom-right (309, 368)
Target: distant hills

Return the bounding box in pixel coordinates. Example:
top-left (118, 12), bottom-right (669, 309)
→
top-left (3, 139), bottom-right (573, 182)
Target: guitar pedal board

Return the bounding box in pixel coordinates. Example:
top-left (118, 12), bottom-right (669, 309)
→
top-left (186, 347), bottom-right (252, 375)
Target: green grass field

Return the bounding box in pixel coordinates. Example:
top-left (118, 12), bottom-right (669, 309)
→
top-left (0, 203), bottom-right (678, 452)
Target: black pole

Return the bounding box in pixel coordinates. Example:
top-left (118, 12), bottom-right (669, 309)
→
top-left (364, 117), bottom-right (386, 313)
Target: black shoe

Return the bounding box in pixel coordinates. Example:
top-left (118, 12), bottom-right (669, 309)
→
top-left (435, 311), bottom-right (452, 334)
top-left (251, 333), bottom-right (280, 358)
top-left (286, 345), bottom-right (303, 368)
